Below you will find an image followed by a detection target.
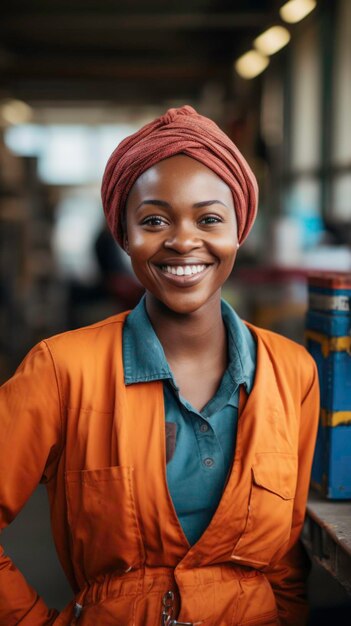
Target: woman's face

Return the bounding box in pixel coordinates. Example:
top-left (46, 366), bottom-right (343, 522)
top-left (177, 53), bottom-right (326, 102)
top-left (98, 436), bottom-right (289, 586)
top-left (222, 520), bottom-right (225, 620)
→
top-left (125, 154), bottom-right (238, 315)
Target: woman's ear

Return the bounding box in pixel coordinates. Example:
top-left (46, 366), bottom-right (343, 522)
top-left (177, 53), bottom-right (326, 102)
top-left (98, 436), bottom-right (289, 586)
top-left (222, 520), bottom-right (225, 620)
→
top-left (123, 235), bottom-right (130, 255)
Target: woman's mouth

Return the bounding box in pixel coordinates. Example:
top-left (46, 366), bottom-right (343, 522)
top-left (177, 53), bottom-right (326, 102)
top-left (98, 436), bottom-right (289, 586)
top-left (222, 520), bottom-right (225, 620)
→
top-left (160, 264), bottom-right (207, 276)
top-left (155, 263), bottom-right (212, 285)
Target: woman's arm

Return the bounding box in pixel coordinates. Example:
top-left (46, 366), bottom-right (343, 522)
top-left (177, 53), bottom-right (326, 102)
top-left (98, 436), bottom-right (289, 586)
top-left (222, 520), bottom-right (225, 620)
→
top-left (0, 342), bottom-right (63, 625)
top-left (264, 355), bottom-right (320, 626)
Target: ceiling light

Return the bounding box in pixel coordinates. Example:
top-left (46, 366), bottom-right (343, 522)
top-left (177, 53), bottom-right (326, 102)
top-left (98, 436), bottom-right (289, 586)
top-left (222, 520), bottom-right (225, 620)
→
top-left (0, 99), bottom-right (33, 125)
top-left (254, 26), bottom-right (291, 56)
top-left (279, 0), bottom-right (317, 24)
top-left (235, 50), bottom-right (270, 80)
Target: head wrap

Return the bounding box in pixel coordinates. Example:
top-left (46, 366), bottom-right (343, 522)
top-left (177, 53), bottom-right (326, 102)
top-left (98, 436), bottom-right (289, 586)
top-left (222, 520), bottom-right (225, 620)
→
top-left (101, 105), bottom-right (258, 246)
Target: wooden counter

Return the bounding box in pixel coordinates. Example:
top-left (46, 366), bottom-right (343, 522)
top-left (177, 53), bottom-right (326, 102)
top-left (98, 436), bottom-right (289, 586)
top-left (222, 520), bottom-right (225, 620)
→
top-left (303, 491), bottom-right (351, 594)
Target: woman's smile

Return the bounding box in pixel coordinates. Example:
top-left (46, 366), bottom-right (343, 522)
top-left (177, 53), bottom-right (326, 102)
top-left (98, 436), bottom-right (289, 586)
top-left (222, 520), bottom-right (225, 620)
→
top-left (154, 261), bottom-right (212, 286)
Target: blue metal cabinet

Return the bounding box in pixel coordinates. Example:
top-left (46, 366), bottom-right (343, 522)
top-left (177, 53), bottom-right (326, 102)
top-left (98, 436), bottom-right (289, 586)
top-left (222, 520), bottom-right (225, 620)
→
top-left (306, 273), bottom-right (351, 499)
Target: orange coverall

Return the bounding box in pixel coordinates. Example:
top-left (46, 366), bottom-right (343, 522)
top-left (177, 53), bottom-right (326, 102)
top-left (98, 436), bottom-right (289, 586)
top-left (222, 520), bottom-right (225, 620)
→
top-left (0, 311), bottom-right (319, 626)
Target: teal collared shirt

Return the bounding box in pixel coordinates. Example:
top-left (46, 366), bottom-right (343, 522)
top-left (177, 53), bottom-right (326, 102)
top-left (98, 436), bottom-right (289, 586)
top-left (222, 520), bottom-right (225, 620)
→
top-left (123, 296), bottom-right (256, 545)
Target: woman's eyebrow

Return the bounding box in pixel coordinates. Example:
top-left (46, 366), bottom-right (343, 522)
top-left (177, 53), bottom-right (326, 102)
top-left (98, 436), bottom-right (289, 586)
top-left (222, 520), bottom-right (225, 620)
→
top-left (136, 199), bottom-right (171, 210)
top-left (193, 200), bottom-right (229, 208)
top-left (136, 199), bottom-right (228, 210)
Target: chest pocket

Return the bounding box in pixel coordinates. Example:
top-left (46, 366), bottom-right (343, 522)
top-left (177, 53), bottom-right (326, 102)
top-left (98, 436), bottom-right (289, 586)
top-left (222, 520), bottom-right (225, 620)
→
top-left (231, 453), bottom-right (297, 568)
top-left (65, 466), bottom-right (145, 581)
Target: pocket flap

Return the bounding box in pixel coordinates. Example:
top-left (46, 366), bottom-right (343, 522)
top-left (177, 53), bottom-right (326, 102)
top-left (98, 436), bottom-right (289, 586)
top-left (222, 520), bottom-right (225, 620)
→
top-left (252, 453), bottom-right (297, 500)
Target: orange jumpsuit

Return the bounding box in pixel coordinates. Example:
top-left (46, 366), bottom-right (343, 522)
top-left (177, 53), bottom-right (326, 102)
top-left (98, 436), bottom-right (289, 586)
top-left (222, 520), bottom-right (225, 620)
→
top-left (0, 311), bottom-right (319, 626)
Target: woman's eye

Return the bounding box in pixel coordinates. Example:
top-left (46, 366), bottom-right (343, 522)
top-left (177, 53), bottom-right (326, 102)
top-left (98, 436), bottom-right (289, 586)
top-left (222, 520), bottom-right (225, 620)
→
top-left (199, 215), bottom-right (222, 225)
top-left (141, 216), bottom-right (167, 227)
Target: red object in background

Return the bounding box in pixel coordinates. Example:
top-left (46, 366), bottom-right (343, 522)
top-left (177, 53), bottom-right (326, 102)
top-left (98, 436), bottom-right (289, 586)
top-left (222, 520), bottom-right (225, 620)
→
top-left (307, 272), bottom-right (351, 290)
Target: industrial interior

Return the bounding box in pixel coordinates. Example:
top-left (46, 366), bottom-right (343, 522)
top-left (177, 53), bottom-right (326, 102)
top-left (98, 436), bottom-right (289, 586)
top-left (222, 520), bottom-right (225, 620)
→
top-left (0, 1), bottom-right (350, 624)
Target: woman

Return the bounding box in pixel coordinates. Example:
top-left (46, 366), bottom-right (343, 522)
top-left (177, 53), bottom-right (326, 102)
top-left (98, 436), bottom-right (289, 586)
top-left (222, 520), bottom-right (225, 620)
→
top-left (0, 106), bottom-right (319, 626)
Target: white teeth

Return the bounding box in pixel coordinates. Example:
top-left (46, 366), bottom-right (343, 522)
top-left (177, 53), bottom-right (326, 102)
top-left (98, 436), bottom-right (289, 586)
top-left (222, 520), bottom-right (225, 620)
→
top-left (161, 264), bottom-right (207, 276)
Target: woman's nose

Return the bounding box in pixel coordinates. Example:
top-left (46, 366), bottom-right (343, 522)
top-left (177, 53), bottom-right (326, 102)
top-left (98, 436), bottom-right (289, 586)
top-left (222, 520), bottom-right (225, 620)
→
top-left (164, 222), bottom-right (201, 253)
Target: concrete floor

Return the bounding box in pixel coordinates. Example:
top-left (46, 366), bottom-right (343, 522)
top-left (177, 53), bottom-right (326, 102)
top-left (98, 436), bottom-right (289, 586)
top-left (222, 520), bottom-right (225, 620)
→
top-left (2, 485), bottom-right (351, 623)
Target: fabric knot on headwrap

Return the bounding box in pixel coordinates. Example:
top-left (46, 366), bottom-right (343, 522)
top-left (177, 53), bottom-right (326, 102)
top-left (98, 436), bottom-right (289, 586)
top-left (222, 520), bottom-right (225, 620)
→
top-left (101, 105), bottom-right (258, 246)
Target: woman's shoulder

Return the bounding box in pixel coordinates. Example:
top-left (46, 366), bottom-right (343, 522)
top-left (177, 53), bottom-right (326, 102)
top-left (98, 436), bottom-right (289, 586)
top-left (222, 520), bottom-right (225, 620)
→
top-left (34, 310), bottom-right (130, 374)
top-left (246, 321), bottom-right (305, 350)
top-left (47, 310), bottom-right (128, 344)
top-left (245, 321), bottom-right (317, 381)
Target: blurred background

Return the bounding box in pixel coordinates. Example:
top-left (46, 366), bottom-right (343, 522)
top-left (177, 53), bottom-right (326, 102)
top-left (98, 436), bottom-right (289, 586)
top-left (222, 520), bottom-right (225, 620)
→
top-left (0, 0), bottom-right (350, 623)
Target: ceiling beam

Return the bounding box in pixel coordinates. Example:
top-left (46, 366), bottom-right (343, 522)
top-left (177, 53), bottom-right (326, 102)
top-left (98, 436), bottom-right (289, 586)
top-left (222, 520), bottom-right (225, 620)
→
top-left (1, 12), bottom-right (269, 32)
top-left (1, 78), bottom-right (207, 104)
top-left (0, 56), bottom-right (229, 80)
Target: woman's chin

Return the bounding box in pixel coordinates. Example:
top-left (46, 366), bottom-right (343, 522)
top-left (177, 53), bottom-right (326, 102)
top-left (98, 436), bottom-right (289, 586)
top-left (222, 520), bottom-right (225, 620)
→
top-left (146, 290), bottom-right (221, 317)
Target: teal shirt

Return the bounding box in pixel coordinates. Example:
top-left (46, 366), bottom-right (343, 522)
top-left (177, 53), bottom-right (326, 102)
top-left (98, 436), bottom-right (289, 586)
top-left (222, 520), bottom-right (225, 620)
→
top-left (123, 296), bottom-right (256, 545)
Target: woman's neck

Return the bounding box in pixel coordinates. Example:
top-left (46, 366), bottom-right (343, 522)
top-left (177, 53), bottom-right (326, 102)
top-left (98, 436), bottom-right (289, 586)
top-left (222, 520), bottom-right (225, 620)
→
top-left (145, 292), bottom-right (226, 364)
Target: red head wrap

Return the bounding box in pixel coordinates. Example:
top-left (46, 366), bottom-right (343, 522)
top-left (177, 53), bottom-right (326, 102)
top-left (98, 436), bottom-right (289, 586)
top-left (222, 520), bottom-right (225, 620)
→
top-left (101, 105), bottom-right (258, 246)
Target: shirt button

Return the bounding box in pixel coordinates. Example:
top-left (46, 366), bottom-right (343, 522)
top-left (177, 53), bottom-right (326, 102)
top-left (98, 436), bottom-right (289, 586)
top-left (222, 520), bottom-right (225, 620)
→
top-left (199, 423), bottom-right (209, 433)
top-left (203, 457), bottom-right (215, 467)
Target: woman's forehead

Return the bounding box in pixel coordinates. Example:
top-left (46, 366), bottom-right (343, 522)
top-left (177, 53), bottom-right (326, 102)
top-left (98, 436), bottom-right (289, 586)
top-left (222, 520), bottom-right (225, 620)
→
top-left (128, 154), bottom-right (234, 199)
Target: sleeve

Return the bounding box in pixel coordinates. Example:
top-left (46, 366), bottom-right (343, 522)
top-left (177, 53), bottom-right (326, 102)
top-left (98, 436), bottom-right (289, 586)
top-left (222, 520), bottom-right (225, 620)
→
top-left (264, 353), bottom-right (320, 626)
top-left (0, 341), bottom-right (63, 625)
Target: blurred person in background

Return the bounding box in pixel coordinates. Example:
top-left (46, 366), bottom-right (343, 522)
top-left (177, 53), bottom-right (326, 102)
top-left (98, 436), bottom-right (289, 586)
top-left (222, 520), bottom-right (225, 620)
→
top-left (94, 224), bottom-right (143, 307)
top-left (0, 106), bottom-right (319, 626)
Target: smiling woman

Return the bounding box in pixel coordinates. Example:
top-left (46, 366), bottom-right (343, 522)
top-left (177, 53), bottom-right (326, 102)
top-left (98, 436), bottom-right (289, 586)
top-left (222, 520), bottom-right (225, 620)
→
top-left (0, 106), bottom-right (319, 626)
